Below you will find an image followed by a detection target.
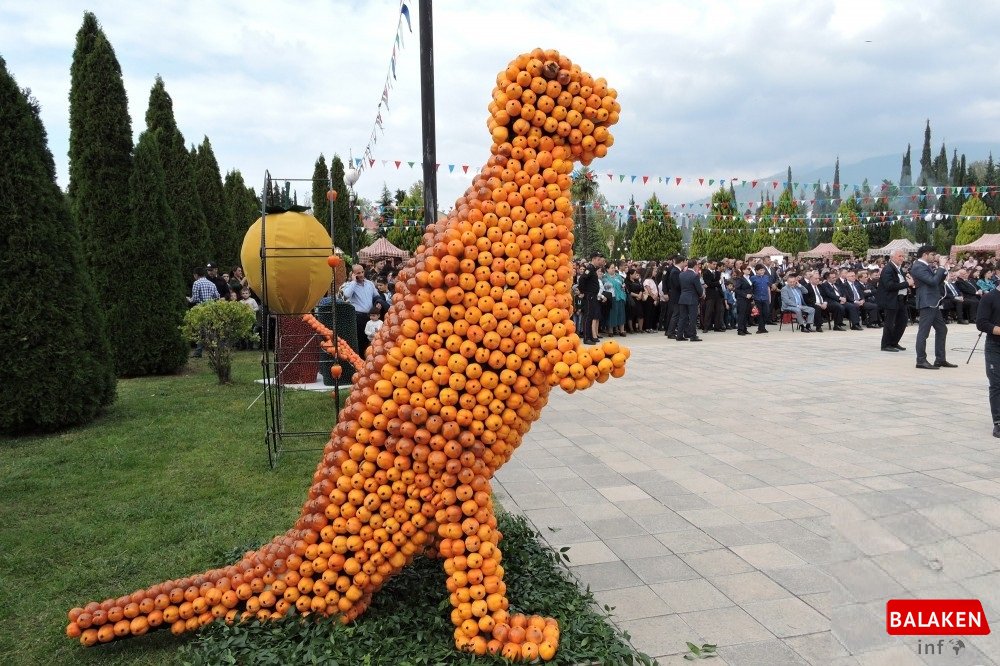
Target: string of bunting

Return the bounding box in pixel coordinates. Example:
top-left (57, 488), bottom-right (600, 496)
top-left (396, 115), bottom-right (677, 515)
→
top-left (370, 208), bottom-right (999, 234)
top-left (352, 1), bottom-right (413, 175)
top-left (357, 157), bottom-right (998, 203)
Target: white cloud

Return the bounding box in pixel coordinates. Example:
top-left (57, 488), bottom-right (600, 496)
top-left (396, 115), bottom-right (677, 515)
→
top-left (3, 0), bottom-right (999, 221)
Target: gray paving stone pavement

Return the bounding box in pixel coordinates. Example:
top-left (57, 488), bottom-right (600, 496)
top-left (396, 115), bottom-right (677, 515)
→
top-left (493, 326), bottom-right (1000, 664)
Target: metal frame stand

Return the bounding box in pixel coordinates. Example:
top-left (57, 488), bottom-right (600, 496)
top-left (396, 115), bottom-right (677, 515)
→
top-left (258, 170), bottom-right (346, 468)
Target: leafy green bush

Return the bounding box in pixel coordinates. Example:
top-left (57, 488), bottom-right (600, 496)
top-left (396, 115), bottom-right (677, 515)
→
top-left (179, 511), bottom-right (656, 665)
top-left (181, 301), bottom-right (257, 383)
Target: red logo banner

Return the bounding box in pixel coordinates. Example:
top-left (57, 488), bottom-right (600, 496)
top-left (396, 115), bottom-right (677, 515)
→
top-left (886, 600), bottom-right (990, 636)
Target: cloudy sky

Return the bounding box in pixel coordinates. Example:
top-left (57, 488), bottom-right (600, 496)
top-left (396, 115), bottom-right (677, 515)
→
top-left (2, 0), bottom-right (999, 217)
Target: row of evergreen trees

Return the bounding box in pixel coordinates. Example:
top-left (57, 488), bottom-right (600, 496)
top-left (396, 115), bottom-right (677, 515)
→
top-left (2, 13), bottom-right (261, 434)
top-left (570, 121), bottom-right (1000, 262)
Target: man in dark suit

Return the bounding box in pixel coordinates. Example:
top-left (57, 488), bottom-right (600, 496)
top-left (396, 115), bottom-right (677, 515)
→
top-left (955, 268), bottom-right (982, 324)
top-left (762, 258), bottom-right (782, 323)
top-left (819, 272), bottom-right (848, 330)
top-left (802, 272), bottom-right (827, 332)
top-left (911, 244), bottom-right (955, 369)
top-left (577, 251), bottom-right (606, 345)
top-left (855, 270), bottom-right (882, 327)
top-left (839, 270), bottom-right (867, 330)
top-left (676, 259), bottom-right (704, 342)
top-left (941, 270), bottom-right (965, 323)
top-left (734, 267), bottom-right (754, 335)
top-left (701, 260), bottom-right (725, 333)
top-left (664, 257), bottom-right (683, 338)
top-left (878, 249), bottom-right (911, 352)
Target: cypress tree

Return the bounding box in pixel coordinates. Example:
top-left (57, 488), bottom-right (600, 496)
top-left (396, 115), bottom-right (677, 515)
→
top-left (113, 131), bottom-right (190, 375)
top-left (832, 157), bottom-right (841, 208)
top-left (193, 137), bottom-right (230, 267)
top-left (377, 184), bottom-right (394, 230)
top-left (330, 155), bottom-right (353, 254)
top-left (145, 76), bottom-right (210, 273)
top-left (623, 195), bottom-right (638, 240)
top-left (1, 58), bottom-right (116, 433)
top-left (312, 154), bottom-right (331, 232)
top-left (68, 12), bottom-right (133, 303)
top-left (919, 121), bottom-right (933, 185)
top-left (933, 143), bottom-right (949, 186)
top-left (224, 169), bottom-right (261, 258)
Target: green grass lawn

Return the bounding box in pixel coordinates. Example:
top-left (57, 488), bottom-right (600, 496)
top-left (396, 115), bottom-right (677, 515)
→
top-left (0, 352), bottom-right (652, 665)
top-left (0, 352), bottom-right (332, 665)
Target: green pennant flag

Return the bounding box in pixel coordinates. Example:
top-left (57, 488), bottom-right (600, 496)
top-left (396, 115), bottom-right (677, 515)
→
top-left (407, 161), bottom-right (415, 168)
top-left (619, 175), bottom-right (625, 182)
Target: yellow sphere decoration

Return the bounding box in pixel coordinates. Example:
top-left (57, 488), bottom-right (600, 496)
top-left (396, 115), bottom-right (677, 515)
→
top-left (241, 211), bottom-right (333, 315)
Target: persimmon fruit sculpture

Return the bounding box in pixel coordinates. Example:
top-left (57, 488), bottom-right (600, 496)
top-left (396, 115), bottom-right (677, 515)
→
top-left (67, 48), bottom-right (626, 661)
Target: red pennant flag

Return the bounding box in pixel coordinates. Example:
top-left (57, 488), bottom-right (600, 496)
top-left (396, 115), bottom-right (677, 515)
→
top-left (607, 173), bottom-right (613, 180)
top-left (394, 160), bottom-right (401, 169)
top-left (642, 176), bottom-right (649, 185)
top-left (369, 159), bottom-right (375, 167)
top-left (435, 163), bottom-right (440, 171)
top-left (462, 165), bottom-right (469, 173)
top-left (772, 181), bottom-right (778, 189)
top-left (698, 178), bottom-right (704, 185)
top-left (675, 177), bottom-right (682, 185)
top-left (751, 180), bottom-right (758, 188)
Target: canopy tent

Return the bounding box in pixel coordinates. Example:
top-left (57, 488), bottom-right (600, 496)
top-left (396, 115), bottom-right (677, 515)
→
top-left (745, 245), bottom-right (791, 262)
top-left (867, 238), bottom-right (919, 259)
top-left (798, 242), bottom-right (853, 259)
top-left (358, 237), bottom-right (409, 262)
top-left (950, 234), bottom-right (1000, 259)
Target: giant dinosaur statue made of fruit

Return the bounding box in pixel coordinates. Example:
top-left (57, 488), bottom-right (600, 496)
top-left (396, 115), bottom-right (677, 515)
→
top-left (67, 48), bottom-right (626, 661)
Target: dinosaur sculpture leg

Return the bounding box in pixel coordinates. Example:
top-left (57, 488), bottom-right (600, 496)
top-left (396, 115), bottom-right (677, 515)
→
top-left (68, 48), bottom-right (623, 663)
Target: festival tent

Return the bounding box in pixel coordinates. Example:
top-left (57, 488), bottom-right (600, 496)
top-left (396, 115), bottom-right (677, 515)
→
top-left (358, 236), bottom-right (409, 262)
top-left (798, 242), bottom-right (853, 259)
top-left (950, 234), bottom-right (1000, 259)
top-left (746, 245), bottom-right (791, 262)
top-left (867, 238), bottom-right (919, 259)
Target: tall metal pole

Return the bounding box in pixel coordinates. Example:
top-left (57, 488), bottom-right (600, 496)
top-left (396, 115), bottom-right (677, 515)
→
top-left (418, 0), bottom-right (437, 229)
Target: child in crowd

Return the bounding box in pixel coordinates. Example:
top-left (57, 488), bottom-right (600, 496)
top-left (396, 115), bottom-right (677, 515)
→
top-left (240, 288), bottom-right (258, 312)
top-left (365, 307), bottom-right (383, 342)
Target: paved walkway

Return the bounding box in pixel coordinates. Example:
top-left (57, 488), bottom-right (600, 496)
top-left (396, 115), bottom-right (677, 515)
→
top-left (493, 324), bottom-right (1000, 665)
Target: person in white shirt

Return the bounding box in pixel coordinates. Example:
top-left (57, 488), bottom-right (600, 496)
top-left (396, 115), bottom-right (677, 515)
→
top-left (342, 264), bottom-right (379, 354)
top-left (364, 310), bottom-right (383, 342)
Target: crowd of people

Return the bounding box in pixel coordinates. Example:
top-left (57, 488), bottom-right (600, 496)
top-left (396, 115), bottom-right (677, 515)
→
top-left (569, 249), bottom-right (1000, 347)
top-left (187, 251), bottom-right (1000, 436)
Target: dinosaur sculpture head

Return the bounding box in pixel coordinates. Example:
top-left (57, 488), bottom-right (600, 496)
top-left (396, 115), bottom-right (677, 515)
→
top-left (488, 48), bottom-right (619, 165)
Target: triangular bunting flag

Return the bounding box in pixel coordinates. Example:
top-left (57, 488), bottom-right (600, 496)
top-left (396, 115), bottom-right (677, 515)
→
top-left (400, 3), bottom-right (413, 32)
top-left (675, 177), bottom-right (682, 185)
top-left (395, 160), bottom-right (401, 169)
top-left (698, 178), bottom-right (704, 185)
top-left (448, 164), bottom-right (455, 173)
top-left (408, 161), bottom-right (415, 168)
top-left (642, 176), bottom-right (649, 185)
top-left (462, 165), bottom-right (469, 173)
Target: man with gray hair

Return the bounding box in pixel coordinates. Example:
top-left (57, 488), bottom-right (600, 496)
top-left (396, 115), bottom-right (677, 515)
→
top-left (878, 249), bottom-right (911, 352)
top-left (780, 273), bottom-right (815, 331)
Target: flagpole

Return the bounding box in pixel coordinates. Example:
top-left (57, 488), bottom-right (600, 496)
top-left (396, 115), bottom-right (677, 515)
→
top-left (418, 0), bottom-right (437, 230)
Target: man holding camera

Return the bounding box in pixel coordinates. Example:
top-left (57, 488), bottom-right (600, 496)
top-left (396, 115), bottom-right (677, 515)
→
top-left (910, 245), bottom-right (957, 370)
